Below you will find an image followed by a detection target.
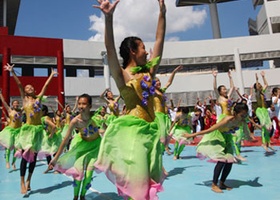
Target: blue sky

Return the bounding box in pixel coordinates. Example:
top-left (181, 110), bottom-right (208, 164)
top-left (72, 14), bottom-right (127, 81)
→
top-left (15, 0), bottom-right (260, 43)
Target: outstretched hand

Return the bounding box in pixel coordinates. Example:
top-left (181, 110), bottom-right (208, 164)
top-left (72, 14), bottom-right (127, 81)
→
top-left (185, 133), bottom-right (194, 139)
top-left (212, 70), bottom-right (217, 77)
top-left (4, 63), bottom-right (15, 72)
top-left (48, 159), bottom-right (57, 170)
top-left (174, 65), bottom-right (183, 72)
top-left (158, 0), bottom-right (166, 14)
top-left (227, 70), bottom-right (232, 78)
top-left (51, 68), bottom-right (58, 76)
top-left (93, 0), bottom-right (120, 16)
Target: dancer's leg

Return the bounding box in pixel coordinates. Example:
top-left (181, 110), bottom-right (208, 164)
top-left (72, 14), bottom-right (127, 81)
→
top-left (219, 163), bottom-right (233, 190)
top-left (211, 161), bottom-right (224, 193)
top-left (5, 148), bottom-right (11, 169)
top-left (73, 179), bottom-right (82, 200)
top-left (80, 170), bottom-right (94, 198)
top-left (26, 153), bottom-right (38, 191)
top-left (20, 156), bottom-right (28, 194)
top-left (12, 149), bottom-right (17, 169)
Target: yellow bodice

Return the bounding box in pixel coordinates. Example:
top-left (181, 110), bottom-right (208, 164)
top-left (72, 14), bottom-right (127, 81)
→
top-left (120, 73), bottom-right (155, 122)
top-left (8, 110), bottom-right (22, 128)
top-left (65, 113), bottom-right (72, 125)
top-left (24, 100), bottom-right (42, 125)
top-left (42, 116), bottom-right (54, 134)
top-left (55, 115), bottom-right (62, 128)
top-left (219, 99), bottom-right (233, 116)
top-left (255, 89), bottom-right (266, 108)
top-left (153, 92), bottom-right (167, 114)
top-left (108, 101), bottom-right (120, 116)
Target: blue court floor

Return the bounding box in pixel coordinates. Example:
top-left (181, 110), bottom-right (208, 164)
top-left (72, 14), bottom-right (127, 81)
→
top-left (0, 144), bottom-right (279, 200)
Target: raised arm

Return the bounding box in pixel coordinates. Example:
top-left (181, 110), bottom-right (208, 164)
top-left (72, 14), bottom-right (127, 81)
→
top-left (254, 73), bottom-right (262, 107)
top-left (164, 65), bottom-right (182, 89)
top-left (71, 96), bottom-right (79, 113)
top-left (150, 0), bottom-right (166, 77)
top-left (38, 68), bottom-right (57, 98)
top-left (260, 71), bottom-right (268, 91)
top-left (55, 98), bottom-right (64, 110)
top-left (100, 88), bottom-right (110, 103)
top-left (4, 63), bottom-right (25, 99)
top-left (227, 70), bottom-right (234, 98)
top-left (94, 0), bottom-right (124, 89)
top-left (212, 70), bottom-right (219, 98)
top-left (115, 95), bottom-right (121, 103)
top-left (249, 85), bottom-right (253, 97)
top-left (234, 87), bottom-right (243, 100)
top-left (0, 89), bottom-right (12, 113)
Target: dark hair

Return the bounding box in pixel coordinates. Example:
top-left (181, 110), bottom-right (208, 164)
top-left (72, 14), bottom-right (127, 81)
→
top-left (79, 94), bottom-right (92, 106)
top-left (105, 90), bottom-right (113, 99)
top-left (42, 104), bottom-right (48, 115)
top-left (119, 36), bottom-right (142, 69)
top-left (217, 85), bottom-right (225, 94)
top-left (253, 83), bottom-right (257, 90)
top-left (194, 107), bottom-right (202, 113)
top-left (177, 106), bottom-right (189, 114)
top-left (272, 87), bottom-right (279, 95)
top-left (233, 102), bottom-right (248, 114)
top-left (11, 100), bottom-right (19, 104)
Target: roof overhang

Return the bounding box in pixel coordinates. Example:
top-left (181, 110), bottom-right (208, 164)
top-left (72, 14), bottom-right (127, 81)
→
top-left (0, 0), bottom-right (21, 35)
top-left (176, 0), bottom-right (236, 6)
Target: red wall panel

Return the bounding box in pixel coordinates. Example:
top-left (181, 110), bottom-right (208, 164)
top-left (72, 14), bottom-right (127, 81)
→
top-left (0, 35), bottom-right (63, 56)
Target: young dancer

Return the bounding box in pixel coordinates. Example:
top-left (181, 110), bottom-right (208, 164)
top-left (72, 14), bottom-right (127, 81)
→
top-left (213, 70), bottom-right (247, 161)
top-left (271, 87), bottom-right (280, 139)
top-left (93, 0), bottom-right (166, 199)
top-left (4, 63), bottom-right (57, 194)
top-left (0, 91), bottom-right (22, 170)
top-left (212, 70), bottom-right (234, 118)
top-left (254, 71), bottom-right (274, 152)
top-left (169, 106), bottom-right (193, 160)
top-left (100, 88), bottom-right (120, 126)
top-left (154, 65), bottom-right (182, 155)
top-left (49, 94), bottom-right (102, 200)
top-left (40, 104), bottom-right (61, 174)
top-left (186, 103), bottom-right (250, 193)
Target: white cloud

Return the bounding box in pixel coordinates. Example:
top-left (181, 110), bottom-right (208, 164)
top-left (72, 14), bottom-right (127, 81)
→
top-left (89, 0), bottom-right (207, 43)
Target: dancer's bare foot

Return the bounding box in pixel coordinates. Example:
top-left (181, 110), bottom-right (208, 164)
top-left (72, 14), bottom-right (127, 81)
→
top-left (12, 162), bottom-right (16, 170)
top-left (165, 147), bottom-right (172, 155)
top-left (268, 145), bottom-right (275, 151)
top-left (262, 144), bottom-right (269, 152)
top-left (43, 168), bottom-right (51, 174)
top-left (26, 180), bottom-right (31, 191)
top-left (173, 156), bottom-right (177, 160)
top-left (211, 183), bottom-right (223, 193)
top-left (20, 182), bottom-right (27, 194)
top-left (6, 162), bottom-right (10, 169)
top-left (219, 181), bottom-right (232, 190)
